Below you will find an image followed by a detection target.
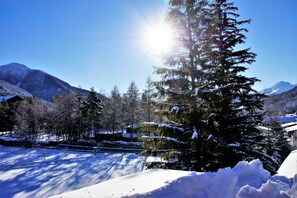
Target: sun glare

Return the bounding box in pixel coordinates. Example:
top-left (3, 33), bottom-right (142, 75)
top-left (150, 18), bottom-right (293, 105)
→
top-left (143, 23), bottom-right (175, 55)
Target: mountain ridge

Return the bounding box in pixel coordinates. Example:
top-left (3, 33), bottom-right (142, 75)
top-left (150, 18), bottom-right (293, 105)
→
top-left (0, 63), bottom-right (93, 102)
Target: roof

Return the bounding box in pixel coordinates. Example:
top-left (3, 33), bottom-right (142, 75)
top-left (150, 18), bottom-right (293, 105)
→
top-left (281, 122), bottom-right (297, 128)
top-left (0, 95), bottom-right (23, 102)
top-left (0, 96), bottom-right (15, 101)
top-left (284, 124), bottom-right (297, 133)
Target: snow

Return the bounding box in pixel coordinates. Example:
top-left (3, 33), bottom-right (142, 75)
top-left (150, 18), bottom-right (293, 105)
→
top-left (207, 134), bottom-right (215, 141)
top-left (0, 146), bottom-right (145, 198)
top-left (195, 87), bottom-right (199, 96)
top-left (228, 142), bottom-right (240, 147)
top-left (260, 81), bottom-right (296, 95)
top-left (277, 150), bottom-right (297, 178)
top-left (51, 169), bottom-right (193, 198)
top-left (284, 125), bottom-right (297, 133)
top-left (97, 131), bottom-right (123, 135)
top-left (170, 105), bottom-right (180, 113)
top-left (53, 159), bottom-right (297, 198)
top-left (122, 132), bottom-right (138, 138)
top-left (142, 122), bottom-right (185, 133)
top-left (1, 145), bottom-right (296, 198)
top-left (263, 115), bottom-right (297, 124)
top-left (191, 127), bottom-right (198, 139)
top-left (0, 136), bottom-right (23, 141)
top-left (282, 122), bottom-right (297, 128)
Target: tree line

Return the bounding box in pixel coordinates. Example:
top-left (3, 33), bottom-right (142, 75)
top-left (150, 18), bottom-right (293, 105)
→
top-left (0, 79), bottom-right (157, 142)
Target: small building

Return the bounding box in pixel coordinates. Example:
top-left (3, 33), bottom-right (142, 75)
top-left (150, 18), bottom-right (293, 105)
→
top-left (0, 95), bottom-right (23, 104)
top-left (94, 130), bottom-right (123, 141)
top-left (283, 123), bottom-right (297, 148)
top-left (122, 124), bottom-right (139, 140)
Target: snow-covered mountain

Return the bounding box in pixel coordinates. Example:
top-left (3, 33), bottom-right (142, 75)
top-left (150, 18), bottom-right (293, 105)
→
top-left (0, 63), bottom-right (90, 102)
top-left (260, 81), bottom-right (296, 95)
top-left (0, 79), bottom-right (32, 97)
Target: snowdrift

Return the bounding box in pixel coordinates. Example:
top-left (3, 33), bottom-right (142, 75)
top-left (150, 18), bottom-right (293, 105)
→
top-left (52, 159), bottom-right (297, 198)
top-left (277, 150), bottom-right (297, 178)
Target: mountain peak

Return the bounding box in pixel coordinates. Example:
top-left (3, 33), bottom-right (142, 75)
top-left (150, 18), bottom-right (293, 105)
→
top-left (2, 62), bottom-right (30, 70)
top-left (0, 63), bottom-right (30, 76)
top-left (261, 81), bottom-right (296, 96)
top-left (275, 81), bottom-right (292, 87)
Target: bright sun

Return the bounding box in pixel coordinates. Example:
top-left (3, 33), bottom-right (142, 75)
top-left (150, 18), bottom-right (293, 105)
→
top-left (143, 23), bottom-right (175, 55)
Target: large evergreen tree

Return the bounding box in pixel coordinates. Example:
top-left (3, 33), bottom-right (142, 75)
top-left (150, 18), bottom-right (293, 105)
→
top-left (143, 0), bottom-right (211, 170)
top-left (201, 0), bottom-right (265, 169)
top-left (143, 0), bottom-right (266, 172)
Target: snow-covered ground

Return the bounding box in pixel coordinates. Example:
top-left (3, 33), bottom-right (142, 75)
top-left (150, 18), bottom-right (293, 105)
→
top-left (53, 159), bottom-right (297, 198)
top-left (0, 146), bottom-right (145, 198)
top-left (1, 145), bottom-right (296, 198)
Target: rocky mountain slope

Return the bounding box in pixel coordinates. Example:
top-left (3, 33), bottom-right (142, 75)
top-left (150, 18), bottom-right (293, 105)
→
top-left (0, 63), bottom-right (91, 102)
top-left (0, 80), bottom-right (32, 97)
top-left (264, 86), bottom-right (297, 115)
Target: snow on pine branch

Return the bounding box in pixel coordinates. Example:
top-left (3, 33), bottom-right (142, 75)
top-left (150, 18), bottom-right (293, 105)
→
top-left (141, 135), bottom-right (186, 144)
top-left (142, 122), bottom-right (185, 133)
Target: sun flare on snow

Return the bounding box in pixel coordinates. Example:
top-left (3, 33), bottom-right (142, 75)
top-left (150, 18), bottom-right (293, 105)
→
top-left (142, 23), bottom-right (176, 55)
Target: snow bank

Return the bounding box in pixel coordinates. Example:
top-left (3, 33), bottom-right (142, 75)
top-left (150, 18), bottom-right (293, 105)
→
top-left (277, 150), bottom-right (297, 178)
top-left (0, 136), bottom-right (22, 141)
top-left (53, 159), bottom-right (297, 198)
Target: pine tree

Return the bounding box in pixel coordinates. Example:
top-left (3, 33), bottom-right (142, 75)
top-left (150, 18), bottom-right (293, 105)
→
top-left (200, 0), bottom-right (265, 169)
top-left (126, 81), bottom-right (140, 128)
top-left (143, 0), bottom-right (266, 172)
top-left (142, 0), bottom-right (211, 170)
top-left (110, 85), bottom-right (122, 133)
top-left (81, 88), bottom-right (103, 139)
top-left (141, 77), bottom-right (156, 123)
top-left (75, 88), bottom-right (85, 138)
top-left (260, 120), bottom-right (293, 174)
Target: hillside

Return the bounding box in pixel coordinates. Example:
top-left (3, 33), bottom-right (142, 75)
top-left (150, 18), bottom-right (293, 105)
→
top-left (264, 86), bottom-right (297, 115)
top-left (0, 80), bottom-right (32, 97)
top-left (0, 63), bottom-right (94, 102)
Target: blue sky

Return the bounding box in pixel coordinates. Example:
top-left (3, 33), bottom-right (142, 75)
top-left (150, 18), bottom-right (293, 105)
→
top-left (0, 0), bottom-right (296, 94)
